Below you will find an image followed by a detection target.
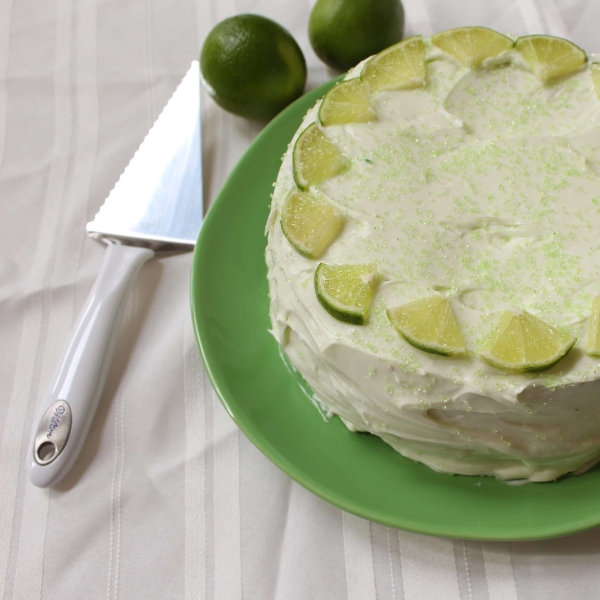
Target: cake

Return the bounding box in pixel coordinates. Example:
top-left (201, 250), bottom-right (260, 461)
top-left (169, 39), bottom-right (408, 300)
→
top-left (265, 28), bottom-right (600, 482)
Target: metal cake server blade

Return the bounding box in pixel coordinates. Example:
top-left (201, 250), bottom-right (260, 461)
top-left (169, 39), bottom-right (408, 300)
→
top-left (28, 61), bottom-right (203, 488)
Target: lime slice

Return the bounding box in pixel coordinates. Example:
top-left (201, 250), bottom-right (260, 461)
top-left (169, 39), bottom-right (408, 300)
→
top-left (280, 189), bottom-right (344, 259)
top-left (293, 124), bottom-right (347, 191)
top-left (318, 78), bottom-right (376, 126)
top-left (592, 63), bottom-right (600, 99)
top-left (431, 26), bottom-right (513, 68)
top-left (514, 35), bottom-right (587, 82)
top-left (480, 310), bottom-right (576, 372)
top-left (585, 296), bottom-right (600, 356)
top-left (361, 35), bottom-right (426, 94)
top-left (315, 263), bottom-right (378, 325)
top-left (386, 295), bottom-right (465, 357)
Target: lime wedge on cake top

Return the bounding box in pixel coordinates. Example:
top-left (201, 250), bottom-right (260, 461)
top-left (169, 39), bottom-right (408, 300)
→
top-left (515, 35), bottom-right (586, 82)
top-left (361, 36), bottom-right (426, 94)
top-left (293, 124), bottom-right (347, 191)
top-left (480, 310), bottom-right (576, 372)
top-left (431, 26), bottom-right (513, 68)
top-left (319, 78), bottom-right (376, 126)
top-left (280, 190), bottom-right (344, 259)
top-left (387, 295), bottom-right (466, 357)
top-left (315, 263), bottom-right (378, 325)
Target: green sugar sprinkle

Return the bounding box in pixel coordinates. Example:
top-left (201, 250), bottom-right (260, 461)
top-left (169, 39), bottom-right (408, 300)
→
top-left (294, 53), bottom-right (600, 387)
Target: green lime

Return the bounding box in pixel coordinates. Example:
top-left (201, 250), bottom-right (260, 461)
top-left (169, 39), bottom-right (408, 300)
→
top-left (315, 263), bottom-right (378, 325)
top-left (292, 124), bottom-right (347, 190)
top-left (309, 0), bottom-right (405, 72)
top-left (480, 310), bottom-right (576, 372)
top-left (280, 189), bottom-right (344, 259)
top-left (514, 35), bottom-right (587, 82)
top-left (387, 295), bottom-right (466, 357)
top-left (200, 14), bottom-right (306, 120)
top-left (431, 27), bottom-right (513, 69)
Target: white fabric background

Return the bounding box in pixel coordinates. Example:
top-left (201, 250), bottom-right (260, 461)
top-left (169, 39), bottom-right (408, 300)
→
top-left (2, 0), bottom-right (600, 598)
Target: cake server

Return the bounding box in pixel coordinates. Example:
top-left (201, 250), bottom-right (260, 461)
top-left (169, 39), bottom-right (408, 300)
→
top-left (28, 61), bottom-right (203, 488)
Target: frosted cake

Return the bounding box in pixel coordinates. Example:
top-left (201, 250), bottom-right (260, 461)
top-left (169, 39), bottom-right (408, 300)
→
top-left (265, 28), bottom-right (600, 482)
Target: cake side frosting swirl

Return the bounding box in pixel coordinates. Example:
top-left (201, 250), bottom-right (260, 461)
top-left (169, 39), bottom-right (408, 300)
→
top-left (266, 38), bottom-right (600, 482)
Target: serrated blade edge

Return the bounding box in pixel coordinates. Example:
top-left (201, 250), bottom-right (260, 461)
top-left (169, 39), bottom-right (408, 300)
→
top-left (87, 61), bottom-right (203, 249)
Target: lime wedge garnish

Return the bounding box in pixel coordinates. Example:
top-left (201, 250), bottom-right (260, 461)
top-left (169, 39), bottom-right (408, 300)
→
top-left (591, 63), bottom-right (600, 99)
top-left (431, 26), bottom-right (513, 68)
top-left (315, 263), bottom-right (378, 325)
top-left (585, 296), bottom-right (600, 356)
top-left (386, 295), bottom-right (466, 357)
top-left (318, 78), bottom-right (376, 126)
top-left (280, 189), bottom-right (344, 259)
top-left (514, 35), bottom-right (586, 82)
top-left (361, 35), bottom-right (426, 94)
top-left (293, 123), bottom-right (347, 191)
top-left (480, 310), bottom-right (576, 372)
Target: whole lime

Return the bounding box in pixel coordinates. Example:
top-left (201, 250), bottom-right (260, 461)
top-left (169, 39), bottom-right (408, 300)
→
top-left (309, 0), bottom-right (405, 72)
top-left (200, 14), bottom-right (307, 121)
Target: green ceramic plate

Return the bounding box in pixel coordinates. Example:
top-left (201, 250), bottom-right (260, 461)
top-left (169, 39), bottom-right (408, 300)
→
top-left (191, 80), bottom-right (600, 541)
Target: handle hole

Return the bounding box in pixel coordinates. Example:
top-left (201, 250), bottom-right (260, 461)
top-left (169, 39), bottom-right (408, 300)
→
top-left (37, 441), bottom-right (57, 463)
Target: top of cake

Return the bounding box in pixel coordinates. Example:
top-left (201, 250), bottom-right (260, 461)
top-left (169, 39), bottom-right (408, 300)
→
top-left (266, 30), bottom-right (600, 481)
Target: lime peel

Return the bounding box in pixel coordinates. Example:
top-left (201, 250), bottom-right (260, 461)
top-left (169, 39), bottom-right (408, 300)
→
top-left (308, 0), bottom-right (405, 72)
top-left (387, 295), bottom-right (466, 357)
top-left (315, 263), bottom-right (378, 325)
top-left (480, 310), bottom-right (576, 372)
top-left (200, 14), bottom-right (306, 121)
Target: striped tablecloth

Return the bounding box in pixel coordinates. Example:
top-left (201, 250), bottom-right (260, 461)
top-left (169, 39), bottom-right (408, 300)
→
top-left (3, 1), bottom-right (600, 598)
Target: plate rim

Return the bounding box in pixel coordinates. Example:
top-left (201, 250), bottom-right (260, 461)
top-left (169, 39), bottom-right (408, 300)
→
top-left (190, 79), bottom-right (600, 542)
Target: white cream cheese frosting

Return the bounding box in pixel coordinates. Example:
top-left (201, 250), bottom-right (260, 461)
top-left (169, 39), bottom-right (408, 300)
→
top-left (266, 38), bottom-right (600, 482)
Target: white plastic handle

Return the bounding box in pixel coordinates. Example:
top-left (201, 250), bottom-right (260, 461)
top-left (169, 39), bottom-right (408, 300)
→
top-left (28, 242), bottom-right (154, 488)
